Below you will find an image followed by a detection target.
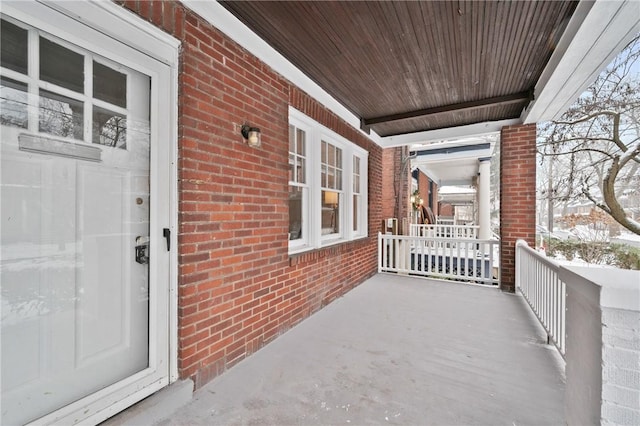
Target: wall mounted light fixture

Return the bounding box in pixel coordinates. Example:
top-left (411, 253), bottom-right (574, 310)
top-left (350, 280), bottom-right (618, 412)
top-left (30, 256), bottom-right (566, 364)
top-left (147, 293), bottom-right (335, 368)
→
top-left (411, 190), bottom-right (423, 210)
top-left (241, 124), bottom-right (261, 148)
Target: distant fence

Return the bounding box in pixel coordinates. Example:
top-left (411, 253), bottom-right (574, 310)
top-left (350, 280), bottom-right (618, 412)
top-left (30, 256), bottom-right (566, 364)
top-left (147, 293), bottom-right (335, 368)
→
top-left (409, 224), bottom-right (479, 239)
top-left (378, 233), bottom-right (499, 286)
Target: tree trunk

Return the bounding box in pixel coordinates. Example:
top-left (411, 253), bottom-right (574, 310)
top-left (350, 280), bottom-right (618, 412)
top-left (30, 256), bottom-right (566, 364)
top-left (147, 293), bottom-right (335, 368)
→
top-left (602, 157), bottom-right (640, 235)
top-left (547, 156), bottom-right (554, 232)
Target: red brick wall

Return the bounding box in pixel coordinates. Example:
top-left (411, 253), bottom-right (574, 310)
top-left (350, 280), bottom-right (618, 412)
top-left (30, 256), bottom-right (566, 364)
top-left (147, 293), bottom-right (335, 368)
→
top-left (416, 171), bottom-right (439, 218)
top-left (399, 147), bottom-right (410, 225)
top-left (381, 147), bottom-right (410, 232)
top-left (418, 171), bottom-right (429, 209)
top-left (500, 124), bottom-right (536, 292)
top-left (381, 149), bottom-right (396, 221)
top-left (120, 1), bottom-right (382, 388)
top-left (432, 183), bottom-right (439, 217)
top-left (439, 203), bottom-right (453, 217)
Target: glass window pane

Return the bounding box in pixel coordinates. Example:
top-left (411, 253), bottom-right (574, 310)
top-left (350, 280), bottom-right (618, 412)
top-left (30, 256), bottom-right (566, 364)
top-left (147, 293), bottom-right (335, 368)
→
top-left (40, 37), bottom-right (84, 93)
top-left (353, 194), bottom-right (359, 231)
top-left (322, 190), bottom-right (339, 235)
top-left (298, 157), bottom-right (305, 184)
top-left (289, 125), bottom-right (295, 152)
top-left (354, 156), bottom-right (360, 174)
top-left (288, 153), bottom-right (295, 182)
top-left (289, 186), bottom-right (303, 240)
top-left (336, 147), bottom-right (342, 168)
top-left (321, 141), bottom-right (327, 163)
top-left (39, 89), bottom-right (83, 140)
top-left (336, 169), bottom-right (342, 190)
top-left (1, 19), bottom-right (28, 75)
top-left (93, 61), bottom-right (126, 108)
top-left (92, 106), bottom-right (126, 149)
top-left (321, 165), bottom-right (327, 187)
top-left (297, 129), bottom-right (305, 155)
top-left (327, 168), bottom-right (334, 188)
top-left (1, 78), bottom-right (28, 128)
top-left (328, 144), bottom-right (335, 165)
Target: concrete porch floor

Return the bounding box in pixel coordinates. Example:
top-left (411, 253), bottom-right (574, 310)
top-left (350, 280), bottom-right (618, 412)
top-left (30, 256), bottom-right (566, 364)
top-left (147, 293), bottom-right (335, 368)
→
top-left (127, 274), bottom-right (566, 425)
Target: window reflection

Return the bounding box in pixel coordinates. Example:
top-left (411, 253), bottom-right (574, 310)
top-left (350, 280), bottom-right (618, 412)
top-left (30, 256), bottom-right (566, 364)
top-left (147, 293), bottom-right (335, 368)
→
top-left (353, 156), bottom-right (361, 232)
top-left (1, 78), bottom-right (28, 128)
top-left (321, 140), bottom-right (342, 190)
top-left (93, 61), bottom-right (127, 108)
top-left (40, 37), bottom-right (84, 93)
top-left (1, 19), bottom-right (28, 75)
top-left (38, 90), bottom-right (84, 140)
top-left (353, 194), bottom-right (359, 231)
top-left (322, 190), bottom-right (339, 235)
top-left (1, 22), bottom-right (141, 153)
top-left (92, 107), bottom-right (126, 149)
top-left (289, 186), bottom-right (302, 240)
top-left (288, 125), bottom-right (307, 244)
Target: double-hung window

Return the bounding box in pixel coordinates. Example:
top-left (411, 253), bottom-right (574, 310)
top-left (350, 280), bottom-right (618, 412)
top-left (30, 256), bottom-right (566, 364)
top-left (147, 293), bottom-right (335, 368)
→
top-left (352, 155), bottom-right (365, 237)
top-left (288, 108), bottom-right (368, 253)
top-left (288, 124), bottom-right (308, 248)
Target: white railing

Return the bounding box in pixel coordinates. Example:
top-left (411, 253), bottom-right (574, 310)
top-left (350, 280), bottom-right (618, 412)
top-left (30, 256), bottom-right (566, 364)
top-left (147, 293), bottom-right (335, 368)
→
top-left (378, 233), bottom-right (499, 285)
top-left (410, 224), bottom-right (479, 239)
top-left (515, 239), bottom-right (566, 357)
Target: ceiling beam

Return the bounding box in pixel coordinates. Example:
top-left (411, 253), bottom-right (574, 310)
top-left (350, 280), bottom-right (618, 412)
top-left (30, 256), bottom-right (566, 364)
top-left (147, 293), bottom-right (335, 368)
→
top-left (412, 143), bottom-right (491, 157)
top-left (361, 90), bottom-right (534, 129)
top-left (379, 118), bottom-right (521, 148)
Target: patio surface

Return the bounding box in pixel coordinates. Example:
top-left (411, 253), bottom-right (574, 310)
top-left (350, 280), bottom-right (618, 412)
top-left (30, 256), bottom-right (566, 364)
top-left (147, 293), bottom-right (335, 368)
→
top-left (154, 274), bottom-right (565, 425)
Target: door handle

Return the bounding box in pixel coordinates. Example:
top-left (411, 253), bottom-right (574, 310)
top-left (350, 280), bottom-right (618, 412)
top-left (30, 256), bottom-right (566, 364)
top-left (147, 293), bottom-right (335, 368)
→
top-left (135, 236), bottom-right (150, 264)
top-left (163, 228), bottom-right (171, 251)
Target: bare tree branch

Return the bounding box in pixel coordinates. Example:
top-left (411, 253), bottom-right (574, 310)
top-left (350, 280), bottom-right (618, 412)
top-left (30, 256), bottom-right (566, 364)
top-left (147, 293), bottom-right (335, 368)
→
top-left (538, 32), bottom-right (640, 236)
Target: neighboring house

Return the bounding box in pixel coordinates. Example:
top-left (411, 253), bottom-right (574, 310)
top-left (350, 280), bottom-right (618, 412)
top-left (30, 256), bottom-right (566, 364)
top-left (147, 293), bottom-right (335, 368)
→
top-left (1, 1), bottom-right (636, 424)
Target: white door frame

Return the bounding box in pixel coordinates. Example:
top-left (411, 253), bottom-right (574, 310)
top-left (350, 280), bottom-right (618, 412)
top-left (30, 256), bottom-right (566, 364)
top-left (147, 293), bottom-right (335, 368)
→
top-left (1, 1), bottom-right (179, 424)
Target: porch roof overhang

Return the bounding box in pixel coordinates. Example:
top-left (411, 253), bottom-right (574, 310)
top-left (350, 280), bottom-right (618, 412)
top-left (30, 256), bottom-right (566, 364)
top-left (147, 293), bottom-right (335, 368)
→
top-left (438, 186), bottom-right (478, 206)
top-left (198, 0), bottom-right (640, 148)
top-left (412, 138), bottom-right (493, 186)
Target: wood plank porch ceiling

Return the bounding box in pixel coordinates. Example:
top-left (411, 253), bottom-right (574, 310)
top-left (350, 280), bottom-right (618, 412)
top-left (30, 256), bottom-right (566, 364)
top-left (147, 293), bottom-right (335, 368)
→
top-left (220, 0), bottom-right (578, 137)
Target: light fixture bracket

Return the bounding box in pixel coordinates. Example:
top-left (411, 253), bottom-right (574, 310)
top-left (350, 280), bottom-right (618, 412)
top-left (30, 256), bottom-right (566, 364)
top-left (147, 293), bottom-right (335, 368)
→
top-left (240, 124), bottom-right (261, 147)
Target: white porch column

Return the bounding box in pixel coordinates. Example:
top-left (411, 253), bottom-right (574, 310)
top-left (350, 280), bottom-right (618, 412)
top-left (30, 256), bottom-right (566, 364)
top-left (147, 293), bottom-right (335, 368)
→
top-left (478, 158), bottom-right (491, 240)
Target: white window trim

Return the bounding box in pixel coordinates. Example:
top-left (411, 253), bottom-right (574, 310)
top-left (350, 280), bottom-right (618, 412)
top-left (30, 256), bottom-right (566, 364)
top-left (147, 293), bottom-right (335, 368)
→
top-left (352, 153), bottom-right (368, 239)
top-left (288, 118), bottom-right (313, 251)
top-left (289, 107), bottom-right (368, 254)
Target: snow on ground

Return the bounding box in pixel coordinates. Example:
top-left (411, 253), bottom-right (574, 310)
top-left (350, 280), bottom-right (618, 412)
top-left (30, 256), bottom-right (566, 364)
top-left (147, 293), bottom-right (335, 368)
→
top-left (552, 256), bottom-right (613, 268)
top-left (612, 232), bottom-right (640, 248)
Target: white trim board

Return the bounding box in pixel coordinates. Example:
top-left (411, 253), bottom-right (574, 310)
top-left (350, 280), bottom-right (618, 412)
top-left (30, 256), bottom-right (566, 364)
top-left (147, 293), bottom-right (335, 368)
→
top-left (523, 0), bottom-right (640, 123)
top-left (384, 119), bottom-right (521, 147)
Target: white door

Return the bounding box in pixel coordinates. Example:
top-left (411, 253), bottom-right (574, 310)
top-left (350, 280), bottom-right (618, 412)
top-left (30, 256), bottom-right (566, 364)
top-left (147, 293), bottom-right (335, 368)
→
top-left (1, 6), bottom-right (171, 425)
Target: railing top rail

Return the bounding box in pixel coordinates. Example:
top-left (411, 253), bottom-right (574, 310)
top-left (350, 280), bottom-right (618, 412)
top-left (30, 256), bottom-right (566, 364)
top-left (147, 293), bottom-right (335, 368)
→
top-left (381, 233), bottom-right (498, 245)
top-left (515, 239), bottom-right (561, 271)
top-left (410, 223), bottom-right (479, 229)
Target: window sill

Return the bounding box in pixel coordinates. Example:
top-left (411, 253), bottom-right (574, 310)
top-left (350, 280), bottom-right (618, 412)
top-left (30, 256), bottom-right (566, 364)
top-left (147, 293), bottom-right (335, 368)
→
top-left (288, 244), bottom-right (314, 256)
top-left (288, 235), bottom-right (371, 267)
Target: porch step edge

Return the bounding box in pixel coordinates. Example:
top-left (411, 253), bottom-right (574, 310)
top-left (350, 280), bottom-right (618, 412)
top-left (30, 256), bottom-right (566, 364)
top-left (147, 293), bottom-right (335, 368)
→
top-left (101, 379), bottom-right (194, 426)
